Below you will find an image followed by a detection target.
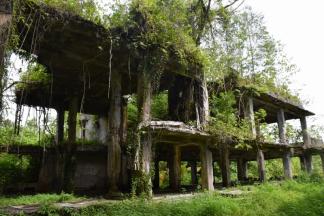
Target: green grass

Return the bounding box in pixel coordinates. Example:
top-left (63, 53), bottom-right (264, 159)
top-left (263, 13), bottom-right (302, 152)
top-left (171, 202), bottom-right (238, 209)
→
top-left (0, 193), bottom-right (81, 207)
top-left (1, 176), bottom-right (323, 216)
top-left (74, 180), bottom-right (323, 216)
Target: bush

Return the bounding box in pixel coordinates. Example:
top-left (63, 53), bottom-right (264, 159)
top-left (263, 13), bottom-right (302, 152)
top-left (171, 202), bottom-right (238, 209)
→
top-left (0, 153), bottom-right (31, 192)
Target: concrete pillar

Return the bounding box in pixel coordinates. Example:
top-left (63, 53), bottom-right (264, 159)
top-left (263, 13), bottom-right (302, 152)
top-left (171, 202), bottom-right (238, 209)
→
top-left (219, 143), bottom-right (231, 187)
top-left (120, 96), bottom-right (129, 191)
top-left (63, 95), bottom-right (78, 192)
top-left (56, 108), bottom-right (64, 144)
top-left (320, 153), bottom-right (324, 174)
top-left (107, 71), bottom-right (122, 194)
top-left (304, 153), bottom-right (313, 174)
top-left (67, 96), bottom-right (78, 144)
top-left (153, 160), bottom-right (160, 190)
top-left (194, 79), bottom-right (209, 128)
top-left (282, 151), bottom-right (293, 179)
top-left (0, 1), bottom-right (12, 120)
top-left (257, 149), bottom-right (266, 182)
top-left (277, 109), bottom-right (286, 144)
top-left (169, 145), bottom-right (181, 191)
top-left (189, 161), bottom-right (198, 186)
top-left (237, 158), bottom-right (248, 181)
top-left (200, 144), bottom-right (214, 190)
top-left (300, 116), bottom-right (311, 148)
top-left (299, 155), bottom-right (306, 172)
top-left (137, 70), bottom-right (153, 196)
top-left (244, 97), bottom-right (256, 138)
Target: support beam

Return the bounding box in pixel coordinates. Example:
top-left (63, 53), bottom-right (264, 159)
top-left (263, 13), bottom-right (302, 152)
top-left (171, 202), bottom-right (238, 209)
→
top-left (169, 145), bottom-right (181, 191)
top-left (107, 71), bottom-right (122, 194)
top-left (237, 158), bottom-right (248, 181)
top-left (282, 151), bottom-right (293, 179)
top-left (219, 143), bottom-right (231, 187)
top-left (300, 116), bottom-right (311, 148)
top-left (136, 70), bottom-right (153, 196)
top-left (67, 96), bottom-right (78, 144)
top-left (200, 144), bottom-right (214, 190)
top-left (277, 109), bottom-right (286, 144)
top-left (299, 155), bottom-right (306, 172)
top-left (63, 95), bottom-right (78, 192)
top-left (257, 149), bottom-right (266, 182)
top-left (243, 97), bottom-right (256, 138)
top-left (55, 108), bottom-right (64, 144)
top-left (153, 160), bottom-right (160, 190)
top-left (120, 96), bottom-right (129, 191)
top-left (189, 161), bottom-right (198, 186)
top-left (320, 153), bottom-right (324, 174)
top-left (194, 79), bottom-right (209, 128)
top-left (0, 2), bottom-right (12, 121)
top-left (304, 153), bottom-right (313, 174)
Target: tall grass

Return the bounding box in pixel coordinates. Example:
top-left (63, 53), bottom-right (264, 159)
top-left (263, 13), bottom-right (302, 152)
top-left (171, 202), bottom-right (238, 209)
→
top-left (0, 175), bottom-right (323, 216)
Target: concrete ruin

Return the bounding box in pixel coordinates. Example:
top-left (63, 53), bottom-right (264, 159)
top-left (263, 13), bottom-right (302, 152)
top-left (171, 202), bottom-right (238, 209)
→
top-left (1, 1), bottom-right (324, 196)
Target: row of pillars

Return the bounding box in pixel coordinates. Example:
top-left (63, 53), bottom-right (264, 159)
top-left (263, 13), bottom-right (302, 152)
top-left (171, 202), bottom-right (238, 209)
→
top-left (243, 97), bottom-right (311, 146)
top-left (154, 148), bottom-right (324, 191)
top-left (153, 144), bottom-right (215, 191)
top-left (237, 151), bottom-right (317, 182)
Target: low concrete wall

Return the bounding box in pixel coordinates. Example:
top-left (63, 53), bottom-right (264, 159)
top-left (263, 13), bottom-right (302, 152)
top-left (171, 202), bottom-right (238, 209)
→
top-left (74, 151), bottom-right (107, 193)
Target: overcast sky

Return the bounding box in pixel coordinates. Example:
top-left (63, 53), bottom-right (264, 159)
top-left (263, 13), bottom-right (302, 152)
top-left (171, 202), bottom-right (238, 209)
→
top-left (244, 0), bottom-right (324, 128)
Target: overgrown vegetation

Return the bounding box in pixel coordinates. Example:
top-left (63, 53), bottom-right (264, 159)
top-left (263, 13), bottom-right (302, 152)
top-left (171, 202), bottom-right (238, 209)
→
top-left (0, 176), bottom-right (323, 216)
top-left (0, 153), bottom-right (39, 193)
top-left (0, 192), bottom-right (80, 207)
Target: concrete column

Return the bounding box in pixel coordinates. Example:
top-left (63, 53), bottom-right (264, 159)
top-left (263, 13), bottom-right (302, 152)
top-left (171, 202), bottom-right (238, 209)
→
top-left (304, 153), bottom-right (313, 174)
top-left (63, 95), bottom-right (78, 192)
top-left (320, 153), bottom-right (324, 174)
top-left (0, 1), bottom-right (12, 120)
top-left (169, 145), bottom-right (181, 191)
top-left (153, 160), bottom-right (160, 190)
top-left (200, 144), bottom-right (214, 190)
top-left (282, 151), bottom-right (293, 179)
top-left (194, 79), bottom-right (209, 128)
top-left (237, 158), bottom-right (248, 181)
top-left (107, 71), bottom-right (122, 194)
top-left (67, 96), bottom-right (78, 144)
top-left (189, 161), bottom-right (198, 186)
top-left (137, 70), bottom-right (153, 196)
top-left (257, 149), bottom-right (266, 182)
top-left (277, 109), bottom-right (286, 144)
top-left (299, 155), bottom-right (306, 172)
top-left (244, 97), bottom-right (256, 138)
top-left (219, 143), bottom-right (231, 187)
top-left (300, 116), bottom-right (311, 148)
top-left (120, 96), bottom-right (129, 191)
top-left (56, 108), bottom-right (64, 144)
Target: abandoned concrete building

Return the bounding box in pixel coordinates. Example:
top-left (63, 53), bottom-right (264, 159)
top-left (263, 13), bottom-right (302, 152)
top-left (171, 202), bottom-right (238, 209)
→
top-left (1, 1), bottom-right (324, 196)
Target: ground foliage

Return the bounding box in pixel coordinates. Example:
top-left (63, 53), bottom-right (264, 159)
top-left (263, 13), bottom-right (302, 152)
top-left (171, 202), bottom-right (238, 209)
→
top-left (0, 176), bottom-right (323, 216)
